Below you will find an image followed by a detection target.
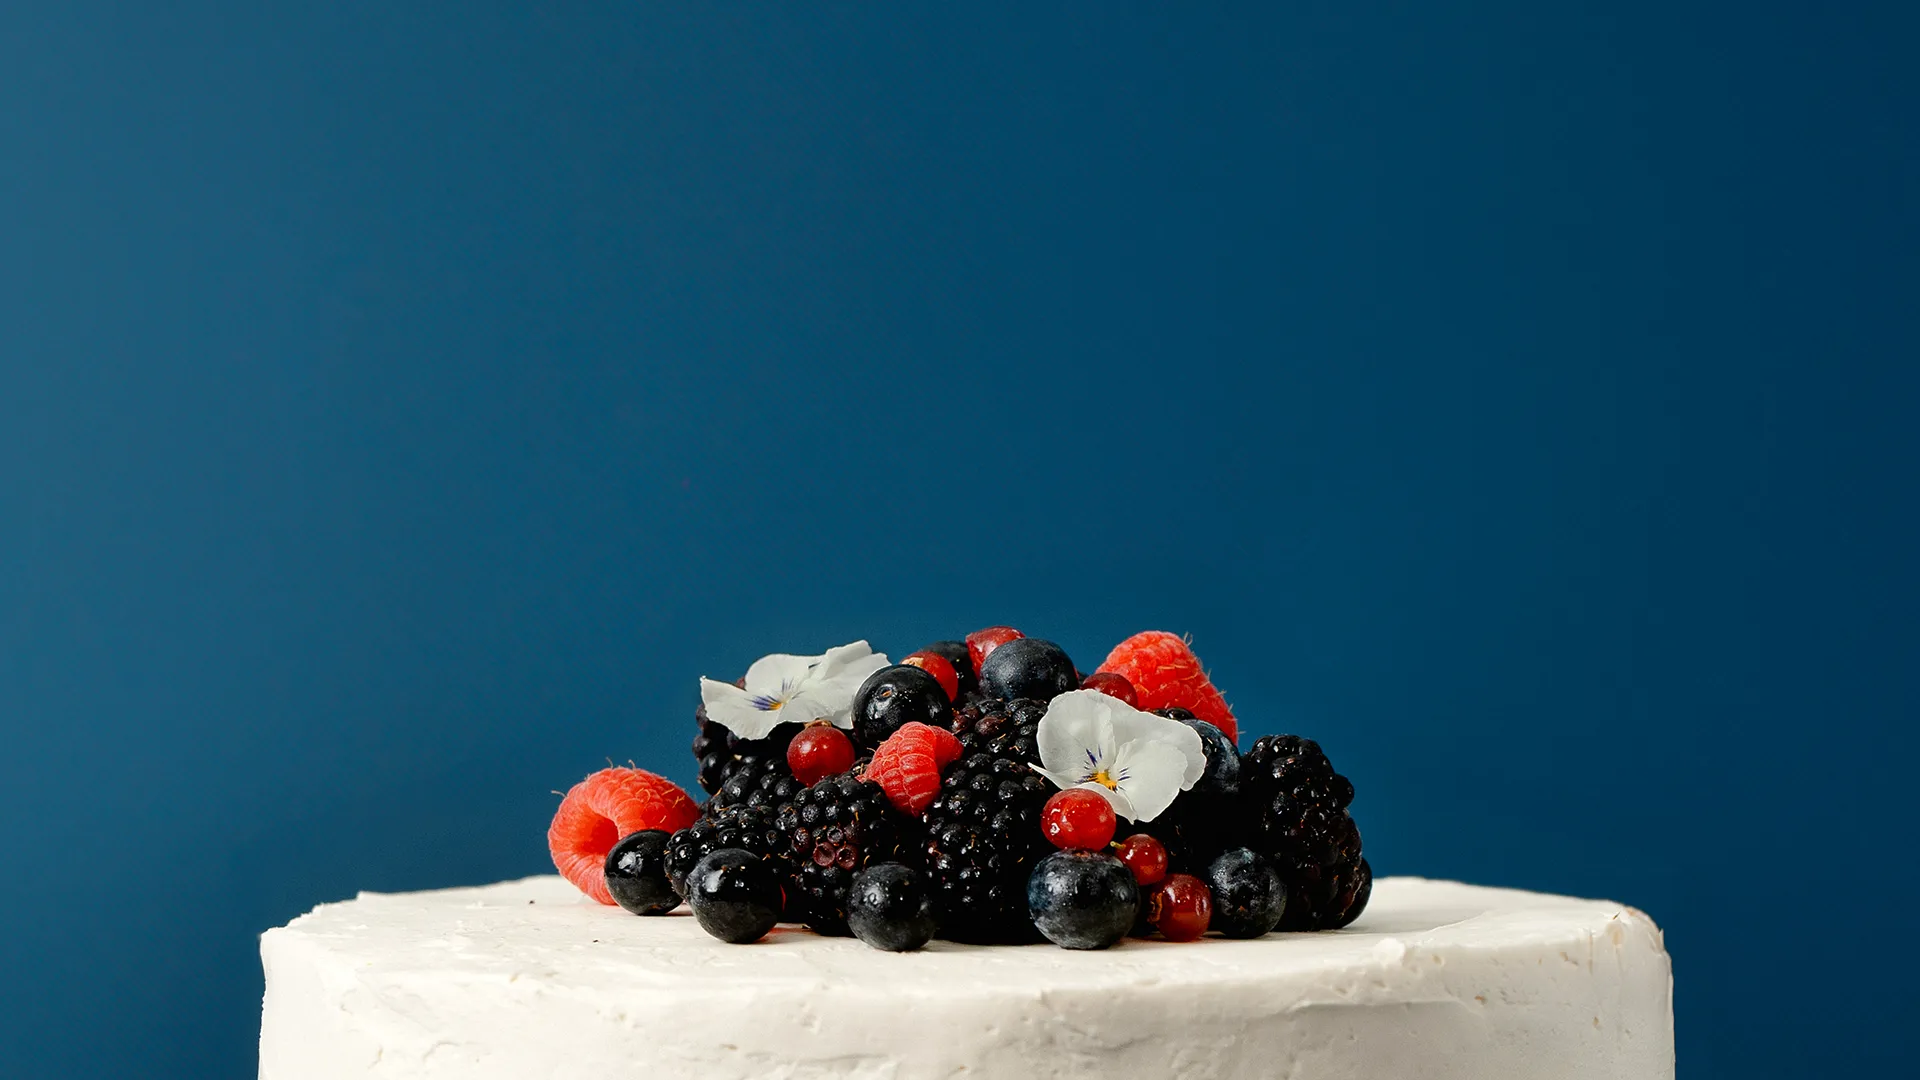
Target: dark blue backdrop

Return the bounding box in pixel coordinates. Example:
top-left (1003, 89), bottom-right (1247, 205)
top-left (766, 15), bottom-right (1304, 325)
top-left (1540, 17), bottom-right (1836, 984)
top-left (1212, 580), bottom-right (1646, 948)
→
top-left (3, 3), bottom-right (1914, 1075)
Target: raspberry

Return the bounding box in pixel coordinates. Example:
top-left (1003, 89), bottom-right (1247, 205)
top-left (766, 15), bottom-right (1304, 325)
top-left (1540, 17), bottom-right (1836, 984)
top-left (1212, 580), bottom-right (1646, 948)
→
top-left (1042, 788), bottom-right (1118, 851)
top-left (902, 650), bottom-right (961, 702)
top-left (549, 768), bottom-right (700, 904)
top-left (864, 721), bottom-right (963, 815)
top-left (1097, 631), bottom-right (1236, 741)
top-left (965, 626), bottom-right (1024, 675)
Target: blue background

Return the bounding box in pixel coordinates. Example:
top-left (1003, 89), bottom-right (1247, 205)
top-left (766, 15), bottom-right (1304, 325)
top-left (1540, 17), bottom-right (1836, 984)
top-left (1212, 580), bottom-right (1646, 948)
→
top-left (3, 3), bottom-right (1914, 1075)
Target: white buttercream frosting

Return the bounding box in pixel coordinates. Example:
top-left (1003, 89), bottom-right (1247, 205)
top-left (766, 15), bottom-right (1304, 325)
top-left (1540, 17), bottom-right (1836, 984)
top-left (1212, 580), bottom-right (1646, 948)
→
top-left (259, 876), bottom-right (1673, 1079)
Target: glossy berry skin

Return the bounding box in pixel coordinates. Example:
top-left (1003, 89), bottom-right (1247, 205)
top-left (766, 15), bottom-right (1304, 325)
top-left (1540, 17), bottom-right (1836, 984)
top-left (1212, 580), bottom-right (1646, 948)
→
top-left (916, 640), bottom-right (978, 699)
top-left (1042, 788), bottom-right (1118, 851)
top-left (1168, 713), bottom-right (1241, 797)
top-left (686, 848), bottom-right (783, 944)
top-left (851, 665), bottom-right (954, 748)
top-left (1079, 671), bottom-right (1138, 707)
top-left (603, 830), bottom-right (679, 915)
top-left (1114, 833), bottom-right (1168, 886)
top-left (965, 626), bottom-right (1024, 675)
top-left (787, 723), bottom-right (856, 786)
top-left (1027, 849), bottom-right (1140, 950)
top-left (1148, 873), bottom-right (1212, 941)
top-left (846, 862), bottom-right (938, 952)
top-left (979, 637), bottom-right (1079, 702)
top-left (1203, 848), bottom-right (1288, 939)
top-left (902, 651), bottom-right (961, 703)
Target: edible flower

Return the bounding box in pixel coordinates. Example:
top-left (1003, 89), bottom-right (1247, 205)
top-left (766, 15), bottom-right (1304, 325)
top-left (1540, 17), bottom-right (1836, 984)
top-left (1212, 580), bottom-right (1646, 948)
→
top-left (1031, 689), bottom-right (1205, 823)
top-left (698, 641), bottom-right (891, 740)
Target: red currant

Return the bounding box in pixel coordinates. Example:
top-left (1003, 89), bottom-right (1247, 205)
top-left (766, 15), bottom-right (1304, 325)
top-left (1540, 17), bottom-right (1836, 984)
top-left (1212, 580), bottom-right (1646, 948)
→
top-left (965, 626), bottom-right (1024, 675)
top-left (1041, 788), bottom-right (1117, 851)
top-left (1078, 671), bottom-right (1138, 708)
top-left (1114, 833), bottom-right (1168, 886)
top-left (902, 651), bottom-right (960, 702)
top-left (1149, 873), bottom-right (1212, 941)
top-left (787, 723), bottom-right (855, 786)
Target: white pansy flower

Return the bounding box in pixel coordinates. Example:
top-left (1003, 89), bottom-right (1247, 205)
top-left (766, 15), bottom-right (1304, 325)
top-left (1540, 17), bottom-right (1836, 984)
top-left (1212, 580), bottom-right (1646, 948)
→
top-left (698, 641), bottom-right (892, 740)
top-left (1031, 690), bottom-right (1207, 823)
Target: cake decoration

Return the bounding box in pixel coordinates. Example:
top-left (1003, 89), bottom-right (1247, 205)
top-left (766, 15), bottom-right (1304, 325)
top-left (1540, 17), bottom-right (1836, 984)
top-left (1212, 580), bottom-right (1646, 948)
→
top-left (1040, 787), bottom-right (1118, 852)
top-left (603, 829), bottom-right (679, 915)
top-left (1113, 832), bottom-right (1169, 886)
top-left (697, 640), bottom-right (890, 740)
top-left (783, 721), bottom-right (856, 786)
top-left (864, 721), bottom-right (965, 815)
top-left (1027, 848), bottom-right (1141, 949)
top-left (899, 649), bottom-right (961, 701)
top-left (546, 767), bottom-right (700, 905)
top-left (1031, 688), bottom-right (1205, 822)
top-left (548, 626), bottom-right (1373, 951)
top-left (1098, 630), bottom-right (1239, 740)
top-left (1147, 871), bottom-right (1213, 941)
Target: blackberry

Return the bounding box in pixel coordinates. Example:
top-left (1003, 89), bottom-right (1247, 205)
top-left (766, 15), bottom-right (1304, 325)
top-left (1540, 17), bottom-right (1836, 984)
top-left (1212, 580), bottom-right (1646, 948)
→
top-left (709, 755), bottom-right (804, 811)
top-left (692, 701), bottom-right (801, 797)
top-left (1240, 735), bottom-right (1370, 930)
top-left (923, 697), bottom-right (1052, 942)
top-left (664, 802), bottom-right (784, 900)
top-left (952, 696), bottom-right (1045, 760)
top-left (773, 773), bottom-right (914, 935)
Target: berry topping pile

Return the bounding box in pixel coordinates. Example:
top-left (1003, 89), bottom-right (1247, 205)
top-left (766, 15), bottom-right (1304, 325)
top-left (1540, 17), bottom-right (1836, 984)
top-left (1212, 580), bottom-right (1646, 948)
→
top-left (546, 627), bottom-right (1372, 951)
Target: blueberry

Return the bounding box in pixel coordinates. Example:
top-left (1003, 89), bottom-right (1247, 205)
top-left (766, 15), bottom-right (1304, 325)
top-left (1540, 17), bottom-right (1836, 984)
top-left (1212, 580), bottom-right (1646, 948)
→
top-left (603, 830), bottom-right (679, 915)
top-left (686, 848), bottom-right (783, 944)
top-left (1203, 848), bottom-right (1287, 938)
top-left (846, 863), bottom-right (937, 952)
top-left (916, 640), bottom-right (978, 699)
top-left (978, 638), bottom-right (1078, 702)
top-left (1027, 849), bottom-right (1140, 950)
top-left (1182, 718), bottom-right (1241, 797)
top-left (852, 665), bottom-right (954, 747)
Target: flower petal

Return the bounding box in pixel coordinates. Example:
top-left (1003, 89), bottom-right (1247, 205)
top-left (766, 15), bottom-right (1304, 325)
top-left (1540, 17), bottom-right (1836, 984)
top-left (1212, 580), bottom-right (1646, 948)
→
top-left (1074, 781), bottom-right (1136, 822)
top-left (1032, 764), bottom-right (1084, 791)
top-left (1035, 690), bottom-right (1117, 781)
top-left (700, 677), bottom-right (788, 740)
top-left (1107, 699), bottom-right (1208, 789)
top-left (1107, 739), bottom-right (1193, 822)
top-left (778, 688), bottom-right (855, 730)
top-left (811, 641), bottom-right (890, 683)
top-left (741, 653), bottom-right (818, 697)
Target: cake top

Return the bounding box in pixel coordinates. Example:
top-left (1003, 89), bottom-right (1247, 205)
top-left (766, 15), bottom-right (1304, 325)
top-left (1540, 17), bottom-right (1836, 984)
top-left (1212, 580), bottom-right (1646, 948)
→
top-left (273, 875), bottom-right (1659, 993)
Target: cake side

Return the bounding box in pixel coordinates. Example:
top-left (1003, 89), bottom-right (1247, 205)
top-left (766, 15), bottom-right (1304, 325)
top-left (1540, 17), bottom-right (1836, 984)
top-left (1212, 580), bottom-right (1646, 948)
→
top-left (259, 876), bottom-right (1672, 1080)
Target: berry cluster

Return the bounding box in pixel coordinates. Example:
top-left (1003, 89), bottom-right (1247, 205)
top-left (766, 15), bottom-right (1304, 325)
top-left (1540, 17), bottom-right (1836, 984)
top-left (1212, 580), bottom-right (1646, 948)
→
top-left (548, 627), bottom-right (1371, 952)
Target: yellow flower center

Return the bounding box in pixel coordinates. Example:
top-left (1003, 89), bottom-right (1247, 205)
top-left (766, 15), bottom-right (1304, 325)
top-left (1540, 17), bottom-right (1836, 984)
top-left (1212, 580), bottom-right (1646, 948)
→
top-left (1089, 769), bottom-right (1118, 790)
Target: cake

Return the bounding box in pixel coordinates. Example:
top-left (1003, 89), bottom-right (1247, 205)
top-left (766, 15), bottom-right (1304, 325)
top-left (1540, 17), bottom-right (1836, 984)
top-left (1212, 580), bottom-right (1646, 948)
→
top-left (258, 875), bottom-right (1673, 1078)
top-left (261, 627), bottom-right (1674, 1076)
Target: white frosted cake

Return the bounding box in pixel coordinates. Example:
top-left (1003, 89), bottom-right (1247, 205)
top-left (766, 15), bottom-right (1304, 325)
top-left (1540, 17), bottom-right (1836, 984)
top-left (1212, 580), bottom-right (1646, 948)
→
top-left (258, 874), bottom-right (1673, 1079)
